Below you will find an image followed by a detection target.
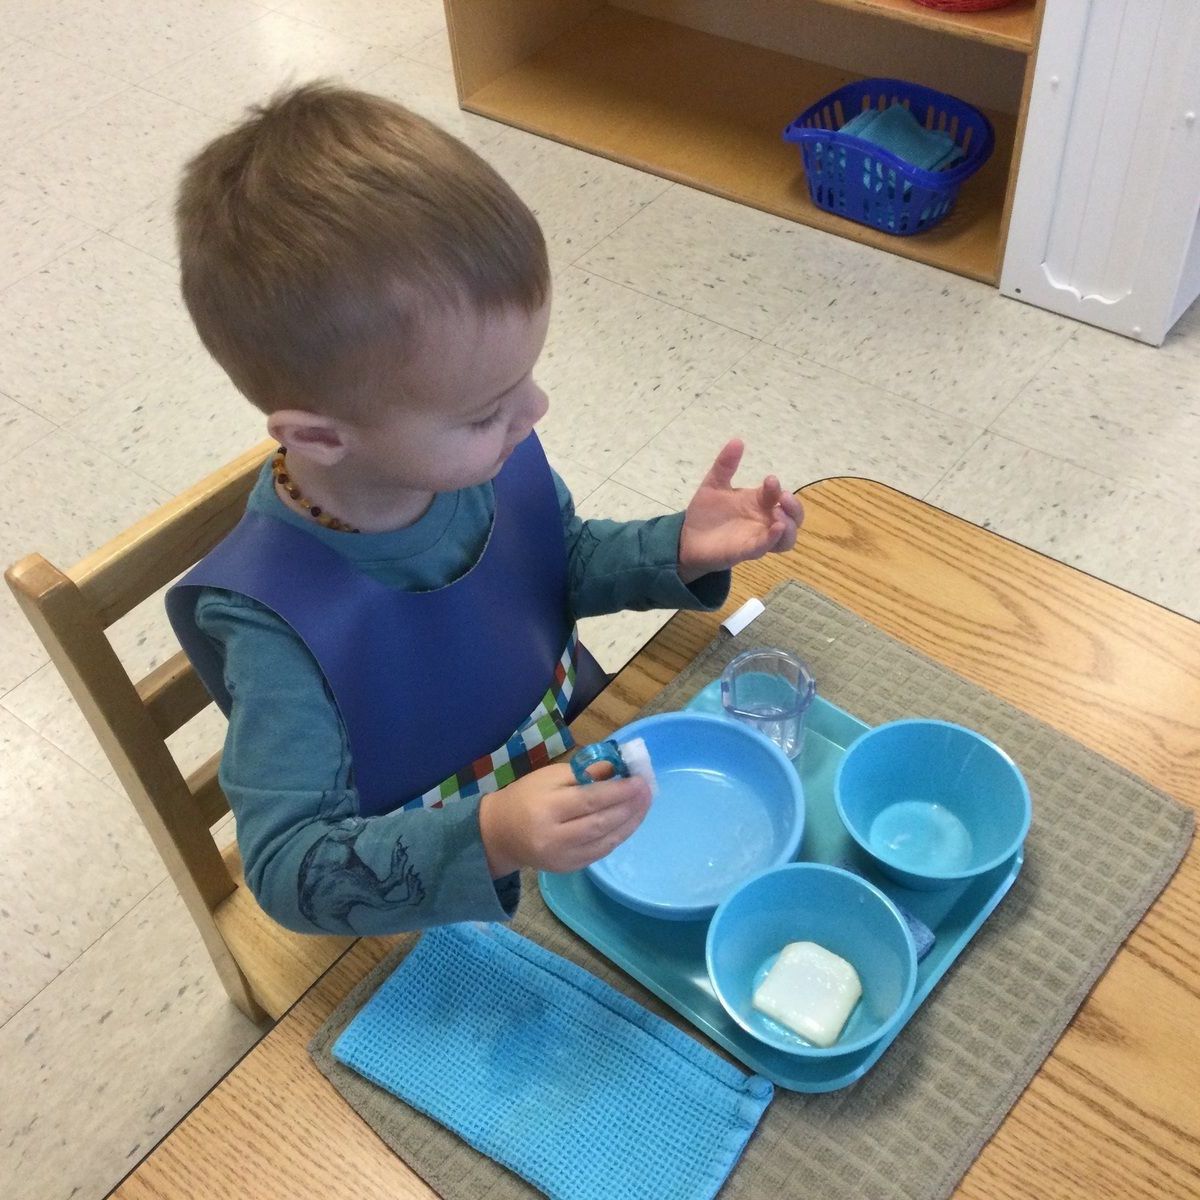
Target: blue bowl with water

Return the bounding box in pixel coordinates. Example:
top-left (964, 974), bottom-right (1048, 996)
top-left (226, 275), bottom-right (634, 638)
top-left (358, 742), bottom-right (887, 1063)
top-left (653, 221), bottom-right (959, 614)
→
top-left (835, 719), bottom-right (1031, 891)
top-left (706, 863), bottom-right (917, 1057)
top-left (585, 712), bottom-right (804, 921)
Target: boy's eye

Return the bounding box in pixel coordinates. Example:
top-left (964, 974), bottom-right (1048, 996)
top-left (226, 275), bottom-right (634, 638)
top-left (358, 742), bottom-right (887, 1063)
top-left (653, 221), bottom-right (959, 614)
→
top-left (471, 409), bottom-right (502, 429)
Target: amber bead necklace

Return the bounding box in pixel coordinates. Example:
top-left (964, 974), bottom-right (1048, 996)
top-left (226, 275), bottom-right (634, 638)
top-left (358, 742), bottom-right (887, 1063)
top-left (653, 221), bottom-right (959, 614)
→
top-left (271, 447), bottom-right (361, 533)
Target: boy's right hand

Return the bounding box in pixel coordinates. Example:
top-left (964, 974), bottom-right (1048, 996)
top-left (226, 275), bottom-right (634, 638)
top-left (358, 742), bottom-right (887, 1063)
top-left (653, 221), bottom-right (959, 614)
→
top-left (478, 762), bottom-right (652, 878)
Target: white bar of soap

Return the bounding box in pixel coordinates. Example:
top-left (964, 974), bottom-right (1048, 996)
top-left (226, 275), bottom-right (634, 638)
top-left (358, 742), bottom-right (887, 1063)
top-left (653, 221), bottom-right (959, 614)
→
top-left (752, 941), bottom-right (862, 1048)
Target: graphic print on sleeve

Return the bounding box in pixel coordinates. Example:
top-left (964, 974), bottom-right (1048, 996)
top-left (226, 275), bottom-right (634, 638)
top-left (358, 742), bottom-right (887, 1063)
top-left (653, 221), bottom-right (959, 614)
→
top-left (298, 821), bottom-right (426, 934)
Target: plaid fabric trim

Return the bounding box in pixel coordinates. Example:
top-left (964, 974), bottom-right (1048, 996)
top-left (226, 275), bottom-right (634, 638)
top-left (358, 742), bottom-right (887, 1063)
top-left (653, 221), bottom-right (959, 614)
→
top-left (404, 630), bottom-right (580, 811)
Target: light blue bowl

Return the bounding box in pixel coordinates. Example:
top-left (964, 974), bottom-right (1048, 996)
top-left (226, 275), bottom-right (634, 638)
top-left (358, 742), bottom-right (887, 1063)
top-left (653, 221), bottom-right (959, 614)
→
top-left (836, 719), bottom-right (1031, 891)
top-left (706, 863), bottom-right (917, 1057)
top-left (584, 712), bottom-right (804, 922)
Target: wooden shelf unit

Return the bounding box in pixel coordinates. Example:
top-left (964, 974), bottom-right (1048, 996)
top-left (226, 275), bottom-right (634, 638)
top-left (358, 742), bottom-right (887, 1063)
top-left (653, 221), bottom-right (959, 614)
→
top-left (446, 1), bottom-right (1043, 286)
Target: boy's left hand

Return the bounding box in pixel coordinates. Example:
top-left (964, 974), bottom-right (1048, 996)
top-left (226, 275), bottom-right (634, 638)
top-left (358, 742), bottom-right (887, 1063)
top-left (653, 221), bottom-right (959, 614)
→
top-left (678, 439), bottom-right (803, 584)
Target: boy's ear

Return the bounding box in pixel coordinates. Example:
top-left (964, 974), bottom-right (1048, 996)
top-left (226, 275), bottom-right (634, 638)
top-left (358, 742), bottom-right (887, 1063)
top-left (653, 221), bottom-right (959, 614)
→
top-left (267, 410), bottom-right (349, 466)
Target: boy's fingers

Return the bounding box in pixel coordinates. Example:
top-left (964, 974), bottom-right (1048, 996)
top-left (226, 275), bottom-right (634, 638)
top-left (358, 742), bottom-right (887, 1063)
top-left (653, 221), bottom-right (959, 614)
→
top-left (759, 475), bottom-right (782, 509)
top-left (539, 763), bottom-right (580, 787)
top-left (569, 786), bottom-right (652, 855)
top-left (570, 803), bottom-right (652, 869)
top-left (770, 516), bottom-right (799, 553)
top-left (564, 779), bottom-right (651, 840)
top-left (703, 438), bottom-right (744, 489)
top-left (579, 760), bottom-right (617, 782)
top-left (778, 491), bottom-right (803, 521)
top-left (559, 774), bottom-right (650, 822)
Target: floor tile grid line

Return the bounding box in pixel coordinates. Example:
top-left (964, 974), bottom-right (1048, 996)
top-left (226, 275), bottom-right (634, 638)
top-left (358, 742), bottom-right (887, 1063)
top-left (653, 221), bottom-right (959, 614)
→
top-left (559, 177), bottom-right (677, 271)
top-left (135, 3), bottom-right (423, 109)
top-left (917, 427), bottom-right (993, 506)
top-left (610, 479), bottom-right (690, 515)
top-left (4, 42), bottom-right (266, 166)
top-left (264, 8), bottom-right (440, 54)
top-left (401, 31), bottom-right (453, 74)
top-left (0, 821), bottom-right (172, 1041)
top-left (1, 37), bottom-right (127, 148)
top-left (0, 80), bottom-right (236, 240)
top-left (104, 205), bottom-right (176, 268)
top-left (572, 258), bottom-right (1024, 445)
top-left (989, 304), bottom-right (1077, 415)
top-left (975, 344), bottom-right (1191, 506)
top-left (0, 684), bottom-right (133, 794)
top-left (0, 216), bottom-right (97, 300)
top-left (901, 309), bottom-right (1076, 431)
top-left (12, 0), bottom-right (275, 92)
top-left (0, 433), bottom-right (180, 702)
top-left (570, 188), bottom-right (870, 353)
top-left (0, 395), bottom-right (62, 447)
top-left (139, 52), bottom-right (409, 128)
top-left (575, 258), bottom-right (775, 346)
top-left (121, 79), bottom-right (275, 131)
top-left (563, 275), bottom-right (771, 490)
top-left (353, 57), bottom-right (506, 147)
top-left (0, 720), bottom-right (242, 1030)
top-left (981, 326), bottom-right (1072, 433)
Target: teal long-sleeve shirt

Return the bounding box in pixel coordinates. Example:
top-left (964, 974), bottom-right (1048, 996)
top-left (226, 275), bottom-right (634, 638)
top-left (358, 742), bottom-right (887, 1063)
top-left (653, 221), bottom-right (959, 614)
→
top-left (193, 462), bottom-right (730, 937)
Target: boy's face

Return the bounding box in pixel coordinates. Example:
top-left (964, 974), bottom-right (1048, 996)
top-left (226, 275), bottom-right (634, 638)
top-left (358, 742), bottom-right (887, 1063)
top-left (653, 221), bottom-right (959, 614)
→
top-left (351, 298), bottom-right (552, 494)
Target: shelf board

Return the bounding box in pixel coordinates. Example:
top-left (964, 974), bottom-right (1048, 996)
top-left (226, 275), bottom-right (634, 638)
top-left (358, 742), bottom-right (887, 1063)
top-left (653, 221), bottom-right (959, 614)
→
top-left (806, 0), bottom-right (1037, 54)
top-left (464, 7), bottom-right (1015, 284)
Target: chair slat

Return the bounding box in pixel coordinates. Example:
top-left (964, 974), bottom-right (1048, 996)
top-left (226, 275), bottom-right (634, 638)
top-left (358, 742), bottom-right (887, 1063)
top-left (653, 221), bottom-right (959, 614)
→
top-left (139, 651), bottom-right (213, 738)
top-left (5, 555), bottom-right (236, 911)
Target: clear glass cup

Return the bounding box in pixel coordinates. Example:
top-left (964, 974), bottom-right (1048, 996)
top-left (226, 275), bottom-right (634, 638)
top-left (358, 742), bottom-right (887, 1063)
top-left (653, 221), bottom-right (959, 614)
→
top-left (719, 648), bottom-right (816, 760)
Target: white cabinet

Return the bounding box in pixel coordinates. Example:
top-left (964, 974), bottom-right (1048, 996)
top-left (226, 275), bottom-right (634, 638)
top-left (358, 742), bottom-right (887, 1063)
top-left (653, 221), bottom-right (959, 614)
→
top-left (1001, 0), bottom-right (1200, 344)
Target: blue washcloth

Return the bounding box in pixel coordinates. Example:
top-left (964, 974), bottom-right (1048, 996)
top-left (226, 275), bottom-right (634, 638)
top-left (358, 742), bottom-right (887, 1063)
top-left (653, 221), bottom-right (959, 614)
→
top-left (838, 860), bottom-right (936, 961)
top-left (841, 103), bottom-right (961, 171)
top-left (333, 923), bottom-right (773, 1200)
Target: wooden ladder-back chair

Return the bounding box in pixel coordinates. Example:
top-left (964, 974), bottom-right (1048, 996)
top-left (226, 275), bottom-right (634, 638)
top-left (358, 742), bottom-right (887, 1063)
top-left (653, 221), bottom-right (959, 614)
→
top-left (5, 440), bottom-right (353, 1023)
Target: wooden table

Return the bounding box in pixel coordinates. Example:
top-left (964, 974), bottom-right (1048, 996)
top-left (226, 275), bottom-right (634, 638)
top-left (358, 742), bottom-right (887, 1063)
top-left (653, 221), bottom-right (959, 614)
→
top-left (110, 478), bottom-right (1200, 1200)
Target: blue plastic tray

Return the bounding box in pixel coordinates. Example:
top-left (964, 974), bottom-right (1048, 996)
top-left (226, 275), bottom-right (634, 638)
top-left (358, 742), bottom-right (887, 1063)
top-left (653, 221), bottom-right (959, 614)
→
top-left (540, 684), bottom-right (1022, 1092)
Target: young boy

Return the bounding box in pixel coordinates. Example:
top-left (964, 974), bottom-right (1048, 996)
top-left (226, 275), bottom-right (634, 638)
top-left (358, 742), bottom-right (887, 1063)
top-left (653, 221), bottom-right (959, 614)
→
top-left (168, 83), bottom-right (802, 938)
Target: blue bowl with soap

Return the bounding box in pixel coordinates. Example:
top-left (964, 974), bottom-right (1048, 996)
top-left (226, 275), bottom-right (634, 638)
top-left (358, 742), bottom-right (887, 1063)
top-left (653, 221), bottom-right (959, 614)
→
top-left (584, 712), bottom-right (804, 922)
top-left (706, 863), bottom-right (917, 1057)
top-left (835, 719), bottom-right (1031, 891)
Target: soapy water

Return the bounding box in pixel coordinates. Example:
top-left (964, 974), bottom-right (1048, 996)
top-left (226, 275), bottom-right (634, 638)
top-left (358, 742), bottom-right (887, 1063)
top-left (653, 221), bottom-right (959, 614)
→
top-left (869, 800), bottom-right (974, 874)
top-left (602, 767), bottom-right (782, 903)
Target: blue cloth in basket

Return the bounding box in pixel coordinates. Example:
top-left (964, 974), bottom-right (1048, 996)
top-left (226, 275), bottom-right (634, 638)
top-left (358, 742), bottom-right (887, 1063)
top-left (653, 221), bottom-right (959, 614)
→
top-left (332, 922), bottom-right (773, 1200)
top-left (841, 103), bottom-right (961, 172)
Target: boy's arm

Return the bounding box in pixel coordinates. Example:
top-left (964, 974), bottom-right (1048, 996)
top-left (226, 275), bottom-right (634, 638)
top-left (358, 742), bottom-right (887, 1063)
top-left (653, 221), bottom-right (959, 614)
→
top-left (554, 472), bottom-right (731, 619)
top-left (196, 590), bottom-right (519, 937)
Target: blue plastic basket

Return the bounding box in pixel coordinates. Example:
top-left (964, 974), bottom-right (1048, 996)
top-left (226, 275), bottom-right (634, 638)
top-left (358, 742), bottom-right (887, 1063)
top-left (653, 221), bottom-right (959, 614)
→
top-left (783, 79), bottom-right (994, 236)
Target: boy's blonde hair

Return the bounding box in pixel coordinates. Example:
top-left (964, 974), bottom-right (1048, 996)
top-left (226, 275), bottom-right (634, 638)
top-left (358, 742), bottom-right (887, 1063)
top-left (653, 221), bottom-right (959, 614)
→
top-left (177, 82), bottom-right (549, 417)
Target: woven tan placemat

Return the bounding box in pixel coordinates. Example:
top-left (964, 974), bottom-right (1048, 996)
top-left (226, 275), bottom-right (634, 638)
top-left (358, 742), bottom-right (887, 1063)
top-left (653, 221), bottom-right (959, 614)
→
top-left (310, 582), bottom-right (1194, 1200)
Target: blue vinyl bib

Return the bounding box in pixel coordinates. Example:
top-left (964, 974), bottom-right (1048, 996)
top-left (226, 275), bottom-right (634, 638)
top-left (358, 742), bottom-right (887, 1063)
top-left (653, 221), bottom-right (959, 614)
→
top-left (168, 435), bottom-right (606, 815)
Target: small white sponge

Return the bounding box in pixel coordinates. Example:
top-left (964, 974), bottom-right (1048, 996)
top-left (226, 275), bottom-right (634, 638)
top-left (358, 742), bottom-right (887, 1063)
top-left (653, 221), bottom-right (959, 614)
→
top-left (618, 737), bottom-right (657, 795)
top-left (752, 941), bottom-right (862, 1048)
